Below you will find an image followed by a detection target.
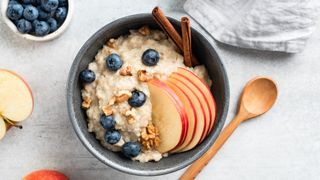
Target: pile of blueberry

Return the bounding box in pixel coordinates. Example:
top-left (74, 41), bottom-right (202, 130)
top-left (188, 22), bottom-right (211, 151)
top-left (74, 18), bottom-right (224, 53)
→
top-left (6, 0), bottom-right (68, 36)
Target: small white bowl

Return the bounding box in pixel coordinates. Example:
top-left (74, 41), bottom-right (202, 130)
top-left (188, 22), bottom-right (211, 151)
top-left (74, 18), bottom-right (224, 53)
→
top-left (1, 0), bottom-right (73, 41)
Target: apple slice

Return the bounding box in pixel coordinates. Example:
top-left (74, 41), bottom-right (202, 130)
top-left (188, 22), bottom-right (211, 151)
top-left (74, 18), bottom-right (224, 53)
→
top-left (167, 77), bottom-right (206, 152)
top-left (23, 169), bottom-right (69, 180)
top-left (176, 67), bottom-right (216, 136)
top-left (148, 79), bottom-right (188, 153)
top-left (166, 81), bottom-right (197, 153)
top-left (0, 117), bottom-right (6, 140)
top-left (170, 73), bottom-right (210, 143)
top-left (0, 69), bottom-right (34, 122)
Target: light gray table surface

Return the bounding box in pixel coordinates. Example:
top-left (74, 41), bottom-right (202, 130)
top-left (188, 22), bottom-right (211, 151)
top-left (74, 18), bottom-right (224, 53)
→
top-left (1, 0), bottom-right (320, 180)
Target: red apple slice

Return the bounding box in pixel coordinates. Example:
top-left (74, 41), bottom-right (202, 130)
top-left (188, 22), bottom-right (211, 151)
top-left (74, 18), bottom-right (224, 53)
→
top-left (167, 77), bottom-right (206, 152)
top-left (170, 73), bottom-right (210, 143)
top-left (166, 81), bottom-right (197, 153)
top-left (0, 69), bottom-right (34, 122)
top-left (0, 117), bottom-right (6, 140)
top-left (148, 79), bottom-right (188, 153)
top-left (177, 67), bottom-right (216, 136)
top-left (23, 169), bottom-right (69, 180)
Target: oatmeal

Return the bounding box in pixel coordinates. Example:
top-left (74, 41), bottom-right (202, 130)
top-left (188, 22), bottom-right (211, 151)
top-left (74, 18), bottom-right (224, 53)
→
top-left (81, 26), bottom-right (211, 162)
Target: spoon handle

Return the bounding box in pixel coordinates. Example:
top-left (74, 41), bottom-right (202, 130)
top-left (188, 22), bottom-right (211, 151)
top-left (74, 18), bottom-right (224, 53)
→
top-left (180, 115), bottom-right (244, 180)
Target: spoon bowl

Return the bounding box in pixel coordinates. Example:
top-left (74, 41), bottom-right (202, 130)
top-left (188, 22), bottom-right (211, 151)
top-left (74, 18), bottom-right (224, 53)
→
top-left (239, 77), bottom-right (278, 119)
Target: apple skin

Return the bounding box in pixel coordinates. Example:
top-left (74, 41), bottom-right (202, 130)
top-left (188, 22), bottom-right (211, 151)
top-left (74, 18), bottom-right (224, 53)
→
top-left (0, 69), bottom-right (34, 122)
top-left (170, 73), bottom-right (210, 143)
top-left (148, 79), bottom-right (188, 153)
top-left (23, 169), bottom-right (69, 180)
top-left (176, 67), bottom-right (216, 138)
top-left (167, 76), bottom-right (206, 152)
top-left (166, 81), bottom-right (197, 153)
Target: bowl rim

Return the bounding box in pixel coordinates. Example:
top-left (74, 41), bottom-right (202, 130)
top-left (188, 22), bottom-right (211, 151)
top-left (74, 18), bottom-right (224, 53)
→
top-left (67, 13), bottom-right (230, 176)
top-left (1, 0), bottom-right (74, 42)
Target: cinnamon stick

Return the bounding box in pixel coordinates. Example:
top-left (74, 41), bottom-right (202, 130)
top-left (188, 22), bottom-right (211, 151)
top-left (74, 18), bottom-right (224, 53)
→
top-left (152, 7), bottom-right (199, 66)
top-left (181, 17), bottom-right (193, 67)
top-left (152, 7), bottom-right (183, 51)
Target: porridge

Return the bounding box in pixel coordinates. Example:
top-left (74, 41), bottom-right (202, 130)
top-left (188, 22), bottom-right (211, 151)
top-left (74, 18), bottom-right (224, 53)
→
top-left (80, 26), bottom-right (212, 162)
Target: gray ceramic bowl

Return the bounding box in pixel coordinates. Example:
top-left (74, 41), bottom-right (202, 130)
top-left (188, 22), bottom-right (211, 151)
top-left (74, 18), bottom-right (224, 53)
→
top-left (67, 14), bottom-right (229, 176)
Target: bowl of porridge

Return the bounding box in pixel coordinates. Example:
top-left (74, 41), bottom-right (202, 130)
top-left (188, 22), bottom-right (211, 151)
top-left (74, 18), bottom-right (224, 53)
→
top-left (67, 14), bottom-right (229, 176)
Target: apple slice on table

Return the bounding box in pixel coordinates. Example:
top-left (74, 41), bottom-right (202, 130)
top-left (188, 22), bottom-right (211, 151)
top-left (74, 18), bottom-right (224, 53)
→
top-left (148, 78), bottom-right (188, 153)
top-left (0, 69), bottom-right (34, 140)
top-left (23, 169), bottom-right (69, 180)
top-left (166, 81), bottom-right (197, 153)
top-left (170, 73), bottom-right (211, 143)
top-left (176, 67), bottom-right (216, 136)
top-left (167, 76), bottom-right (206, 152)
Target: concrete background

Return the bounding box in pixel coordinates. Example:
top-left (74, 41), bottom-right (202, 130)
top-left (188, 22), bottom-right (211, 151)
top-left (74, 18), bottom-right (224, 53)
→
top-left (0, 0), bottom-right (319, 179)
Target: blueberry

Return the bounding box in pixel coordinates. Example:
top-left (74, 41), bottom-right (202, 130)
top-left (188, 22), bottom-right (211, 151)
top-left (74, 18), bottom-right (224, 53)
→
top-left (23, 5), bottom-right (38, 21)
top-left (141, 49), bottom-right (160, 66)
top-left (6, 3), bottom-right (24, 20)
top-left (55, 7), bottom-right (67, 22)
top-left (41, 0), bottom-right (58, 12)
top-left (37, 6), bottom-right (53, 20)
top-left (128, 90), bottom-right (146, 107)
top-left (122, 142), bottom-right (141, 158)
top-left (58, 0), bottom-right (67, 7)
top-left (105, 53), bottom-right (123, 71)
top-left (47, 18), bottom-right (57, 32)
top-left (20, 0), bottom-right (34, 4)
top-left (34, 21), bottom-right (50, 36)
top-left (79, 69), bottom-right (95, 83)
top-left (105, 130), bottom-right (121, 145)
top-left (16, 19), bottom-right (32, 33)
top-left (8, 0), bottom-right (19, 5)
top-left (100, 115), bottom-right (116, 130)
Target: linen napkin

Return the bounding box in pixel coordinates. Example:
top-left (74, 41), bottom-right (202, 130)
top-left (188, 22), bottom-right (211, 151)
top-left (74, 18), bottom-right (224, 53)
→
top-left (184, 0), bottom-right (320, 53)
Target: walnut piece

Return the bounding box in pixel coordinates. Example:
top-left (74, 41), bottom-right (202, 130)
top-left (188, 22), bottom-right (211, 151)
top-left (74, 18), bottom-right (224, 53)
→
top-left (138, 26), bottom-right (151, 36)
top-left (119, 66), bottom-right (133, 76)
top-left (139, 123), bottom-right (161, 150)
top-left (102, 105), bottom-right (113, 116)
top-left (137, 70), bottom-right (153, 82)
top-left (116, 94), bottom-right (130, 103)
top-left (107, 38), bottom-right (117, 48)
top-left (82, 97), bottom-right (92, 109)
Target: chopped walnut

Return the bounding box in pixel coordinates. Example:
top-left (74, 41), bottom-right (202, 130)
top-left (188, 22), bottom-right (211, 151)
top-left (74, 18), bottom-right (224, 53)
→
top-left (107, 38), bottom-right (117, 48)
top-left (137, 70), bottom-right (153, 82)
top-left (82, 97), bottom-right (92, 109)
top-left (116, 94), bottom-right (130, 103)
top-left (139, 123), bottom-right (161, 150)
top-left (119, 66), bottom-right (133, 76)
top-left (108, 96), bottom-right (116, 105)
top-left (127, 116), bottom-right (136, 124)
top-left (102, 105), bottom-right (113, 116)
top-left (138, 26), bottom-right (151, 36)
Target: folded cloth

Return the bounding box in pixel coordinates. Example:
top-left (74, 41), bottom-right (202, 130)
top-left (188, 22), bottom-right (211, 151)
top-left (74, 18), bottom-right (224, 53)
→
top-left (184, 0), bottom-right (320, 53)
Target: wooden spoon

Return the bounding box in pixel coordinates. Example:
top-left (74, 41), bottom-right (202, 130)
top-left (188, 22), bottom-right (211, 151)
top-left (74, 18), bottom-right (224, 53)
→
top-left (180, 76), bottom-right (278, 180)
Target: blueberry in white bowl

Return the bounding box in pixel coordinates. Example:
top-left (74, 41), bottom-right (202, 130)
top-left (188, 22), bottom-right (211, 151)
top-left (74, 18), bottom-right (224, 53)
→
top-left (1, 0), bottom-right (73, 41)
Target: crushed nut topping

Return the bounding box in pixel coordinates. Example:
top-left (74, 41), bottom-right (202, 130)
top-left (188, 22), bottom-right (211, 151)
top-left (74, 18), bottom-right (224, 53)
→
top-left (138, 26), bottom-right (151, 36)
top-left (137, 70), bottom-right (153, 82)
top-left (82, 97), bottom-right (92, 109)
top-left (119, 66), bottom-right (133, 76)
top-left (140, 123), bottom-right (160, 150)
top-left (108, 96), bottom-right (116, 105)
top-left (127, 116), bottom-right (136, 124)
top-left (116, 94), bottom-right (130, 103)
top-left (102, 105), bottom-right (113, 116)
top-left (107, 38), bottom-right (117, 48)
